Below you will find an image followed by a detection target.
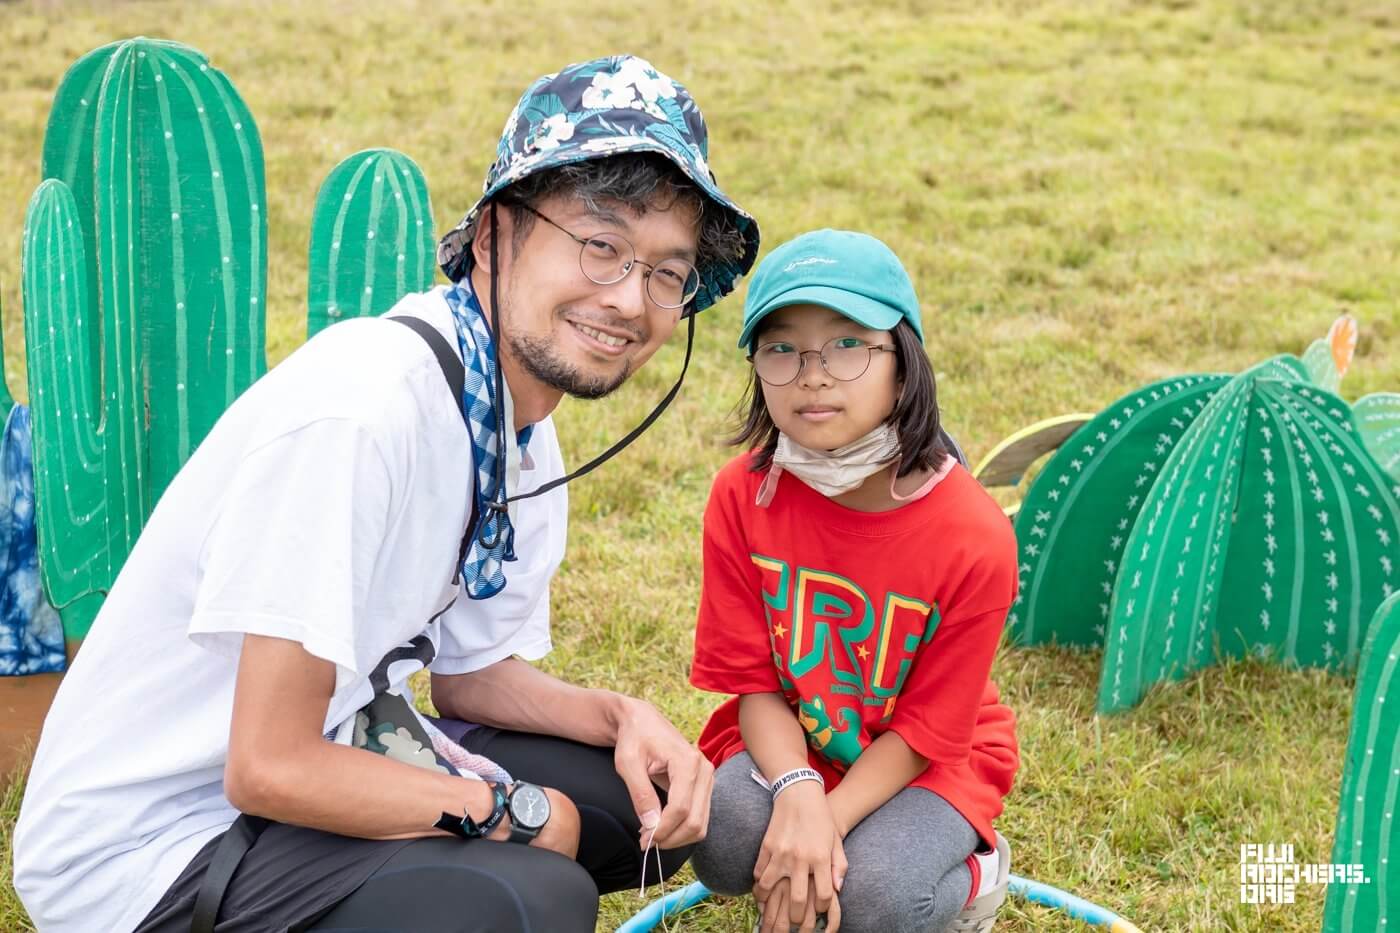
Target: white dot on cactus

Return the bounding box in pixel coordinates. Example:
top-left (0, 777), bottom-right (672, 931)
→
top-left (251, 297), bottom-right (258, 304)
top-left (251, 205), bottom-right (258, 211)
top-left (226, 348), bottom-right (234, 356)
top-left (394, 192), bottom-right (401, 200)
top-left (344, 193), bottom-right (352, 201)
top-left (368, 231), bottom-right (376, 239)
top-left (332, 242), bottom-right (340, 250)
top-left (138, 51), bottom-right (146, 57)
top-left (59, 274), bottom-right (65, 281)
top-left (397, 254), bottom-right (405, 262)
top-left (171, 212), bottom-right (179, 220)
top-left (327, 305), bottom-right (337, 312)
top-left (198, 107), bottom-right (205, 114)
top-left (165, 131), bottom-right (172, 139)
top-left (177, 383), bottom-right (185, 391)
top-left (364, 286), bottom-right (372, 294)
top-left (200, 64), bottom-right (208, 71)
top-left (155, 75), bottom-right (162, 83)
top-left (417, 220), bottom-right (423, 226)
top-left (235, 123), bottom-right (243, 130)
top-left (81, 99), bottom-right (88, 106)
top-left (223, 256), bottom-right (230, 263)
top-left (213, 171), bottom-right (220, 178)
top-left (64, 484), bottom-right (69, 491)
top-left (176, 302), bottom-right (185, 310)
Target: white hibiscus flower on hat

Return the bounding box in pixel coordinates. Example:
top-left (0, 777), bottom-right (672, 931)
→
top-left (618, 56), bottom-right (677, 103)
top-left (582, 69), bottom-right (637, 110)
top-left (531, 113), bottom-right (575, 150)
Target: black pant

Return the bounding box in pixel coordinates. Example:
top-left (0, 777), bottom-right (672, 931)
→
top-left (137, 730), bottom-right (690, 932)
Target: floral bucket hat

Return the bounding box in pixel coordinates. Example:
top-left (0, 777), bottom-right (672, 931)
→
top-left (436, 54), bottom-right (760, 314)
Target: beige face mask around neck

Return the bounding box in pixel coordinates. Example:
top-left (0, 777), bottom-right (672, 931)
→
top-left (755, 423), bottom-right (900, 506)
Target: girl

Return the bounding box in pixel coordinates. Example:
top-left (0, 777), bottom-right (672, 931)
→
top-left (690, 230), bottom-right (1019, 933)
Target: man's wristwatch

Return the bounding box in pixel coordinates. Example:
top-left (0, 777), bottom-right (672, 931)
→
top-left (504, 781), bottom-right (551, 844)
top-left (435, 781), bottom-right (508, 839)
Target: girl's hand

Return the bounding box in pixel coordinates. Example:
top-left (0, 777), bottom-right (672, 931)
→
top-left (752, 782), bottom-right (840, 932)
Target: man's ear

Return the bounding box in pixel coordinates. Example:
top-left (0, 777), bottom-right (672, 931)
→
top-left (470, 201), bottom-right (513, 271)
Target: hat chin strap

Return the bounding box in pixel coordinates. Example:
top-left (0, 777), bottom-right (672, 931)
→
top-left (477, 203), bottom-right (698, 545)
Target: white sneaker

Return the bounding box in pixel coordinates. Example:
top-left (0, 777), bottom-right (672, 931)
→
top-left (945, 832), bottom-right (1011, 933)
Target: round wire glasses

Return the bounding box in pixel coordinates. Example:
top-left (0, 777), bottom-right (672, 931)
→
top-left (748, 336), bottom-right (897, 386)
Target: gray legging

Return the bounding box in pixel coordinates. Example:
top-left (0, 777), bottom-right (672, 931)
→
top-left (693, 753), bottom-right (976, 933)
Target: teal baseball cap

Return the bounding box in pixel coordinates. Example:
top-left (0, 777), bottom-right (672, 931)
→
top-left (737, 229), bottom-right (923, 349)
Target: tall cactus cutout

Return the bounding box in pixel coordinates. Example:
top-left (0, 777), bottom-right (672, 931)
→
top-left (27, 38), bottom-right (267, 639)
top-left (308, 149), bottom-right (434, 338)
top-left (0, 296), bottom-right (14, 421)
top-left (22, 181), bottom-right (106, 640)
top-left (1323, 591), bottom-right (1399, 932)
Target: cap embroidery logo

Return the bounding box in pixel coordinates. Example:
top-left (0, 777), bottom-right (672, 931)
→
top-left (784, 257), bottom-right (838, 272)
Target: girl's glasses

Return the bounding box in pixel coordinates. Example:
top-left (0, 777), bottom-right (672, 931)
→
top-left (748, 336), bottom-right (896, 386)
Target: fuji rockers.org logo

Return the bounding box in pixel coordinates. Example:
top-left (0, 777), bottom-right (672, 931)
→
top-left (1238, 843), bottom-right (1370, 905)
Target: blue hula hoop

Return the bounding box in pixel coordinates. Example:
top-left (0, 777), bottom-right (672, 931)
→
top-left (617, 877), bottom-right (1144, 932)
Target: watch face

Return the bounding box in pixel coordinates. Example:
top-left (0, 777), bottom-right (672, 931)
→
top-left (511, 783), bottom-right (551, 829)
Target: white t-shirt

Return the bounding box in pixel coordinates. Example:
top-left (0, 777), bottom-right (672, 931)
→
top-left (13, 287), bottom-right (568, 933)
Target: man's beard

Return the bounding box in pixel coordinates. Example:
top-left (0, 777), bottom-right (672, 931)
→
top-left (507, 330), bottom-right (633, 400)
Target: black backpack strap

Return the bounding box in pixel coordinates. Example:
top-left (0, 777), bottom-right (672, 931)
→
top-left (189, 814), bottom-right (269, 933)
top-left (387, 316), bottom-right (476, 576)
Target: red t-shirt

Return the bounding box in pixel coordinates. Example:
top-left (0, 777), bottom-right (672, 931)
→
top-left (690, 452), bottom-right (1020, 845)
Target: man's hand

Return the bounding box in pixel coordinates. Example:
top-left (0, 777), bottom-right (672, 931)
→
top-left (611, 697), bottom-right (714, 850)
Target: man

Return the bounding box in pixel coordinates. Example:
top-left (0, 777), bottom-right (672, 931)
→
top-left (15, 55), bottom-right (759, 932)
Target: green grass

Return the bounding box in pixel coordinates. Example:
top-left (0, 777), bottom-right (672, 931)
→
top-left (3, 0), bottom-right (1399, 929)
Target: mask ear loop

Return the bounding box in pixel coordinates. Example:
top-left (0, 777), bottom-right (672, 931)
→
top-left (638, 825), bottom-right (670, 931)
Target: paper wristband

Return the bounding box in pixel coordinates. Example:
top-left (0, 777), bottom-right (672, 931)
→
top-left (751, 767), bottom-right (825, 799)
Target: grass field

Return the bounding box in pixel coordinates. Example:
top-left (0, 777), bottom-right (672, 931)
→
top-left (2, 0), bottom-right (1398, 929)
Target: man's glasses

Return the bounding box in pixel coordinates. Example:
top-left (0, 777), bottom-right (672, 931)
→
top-left (522, 205), bottom-right (701, 310)
top-left (748, 336), bottom-right (896, 386)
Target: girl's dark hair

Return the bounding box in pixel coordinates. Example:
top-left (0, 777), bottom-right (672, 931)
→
top-left (729, 319), bottom-right (950, 478)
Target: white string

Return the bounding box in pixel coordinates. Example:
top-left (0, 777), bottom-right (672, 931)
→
top-left (638, 825), bottom-right (671, 932)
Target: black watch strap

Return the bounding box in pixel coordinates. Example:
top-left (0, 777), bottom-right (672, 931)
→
top-left (436, 782), bottom-right (507, 839)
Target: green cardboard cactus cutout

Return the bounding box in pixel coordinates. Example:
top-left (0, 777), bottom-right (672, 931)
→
top-left (1323, 591), bottom-right (1400, 931)
top-left (1356, 393), bottom-right (1400, 480)
top-left (26, 38), bottom-right (267, 639)
top-left (1007, 315), bottom-right (1400, 714)
top-left (1302, 315), bottom-right (1356, 396)
top-left (307, 149), bottom-right (434, 338)
top-left (1096, 356), bottom-right (1400, 712)
top-left (22, 181), bottom-right (106, 639)
top-left (0, 295), bottom-right (14, 422)
top-left (1008, 373), bottom-right (1230, 648)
